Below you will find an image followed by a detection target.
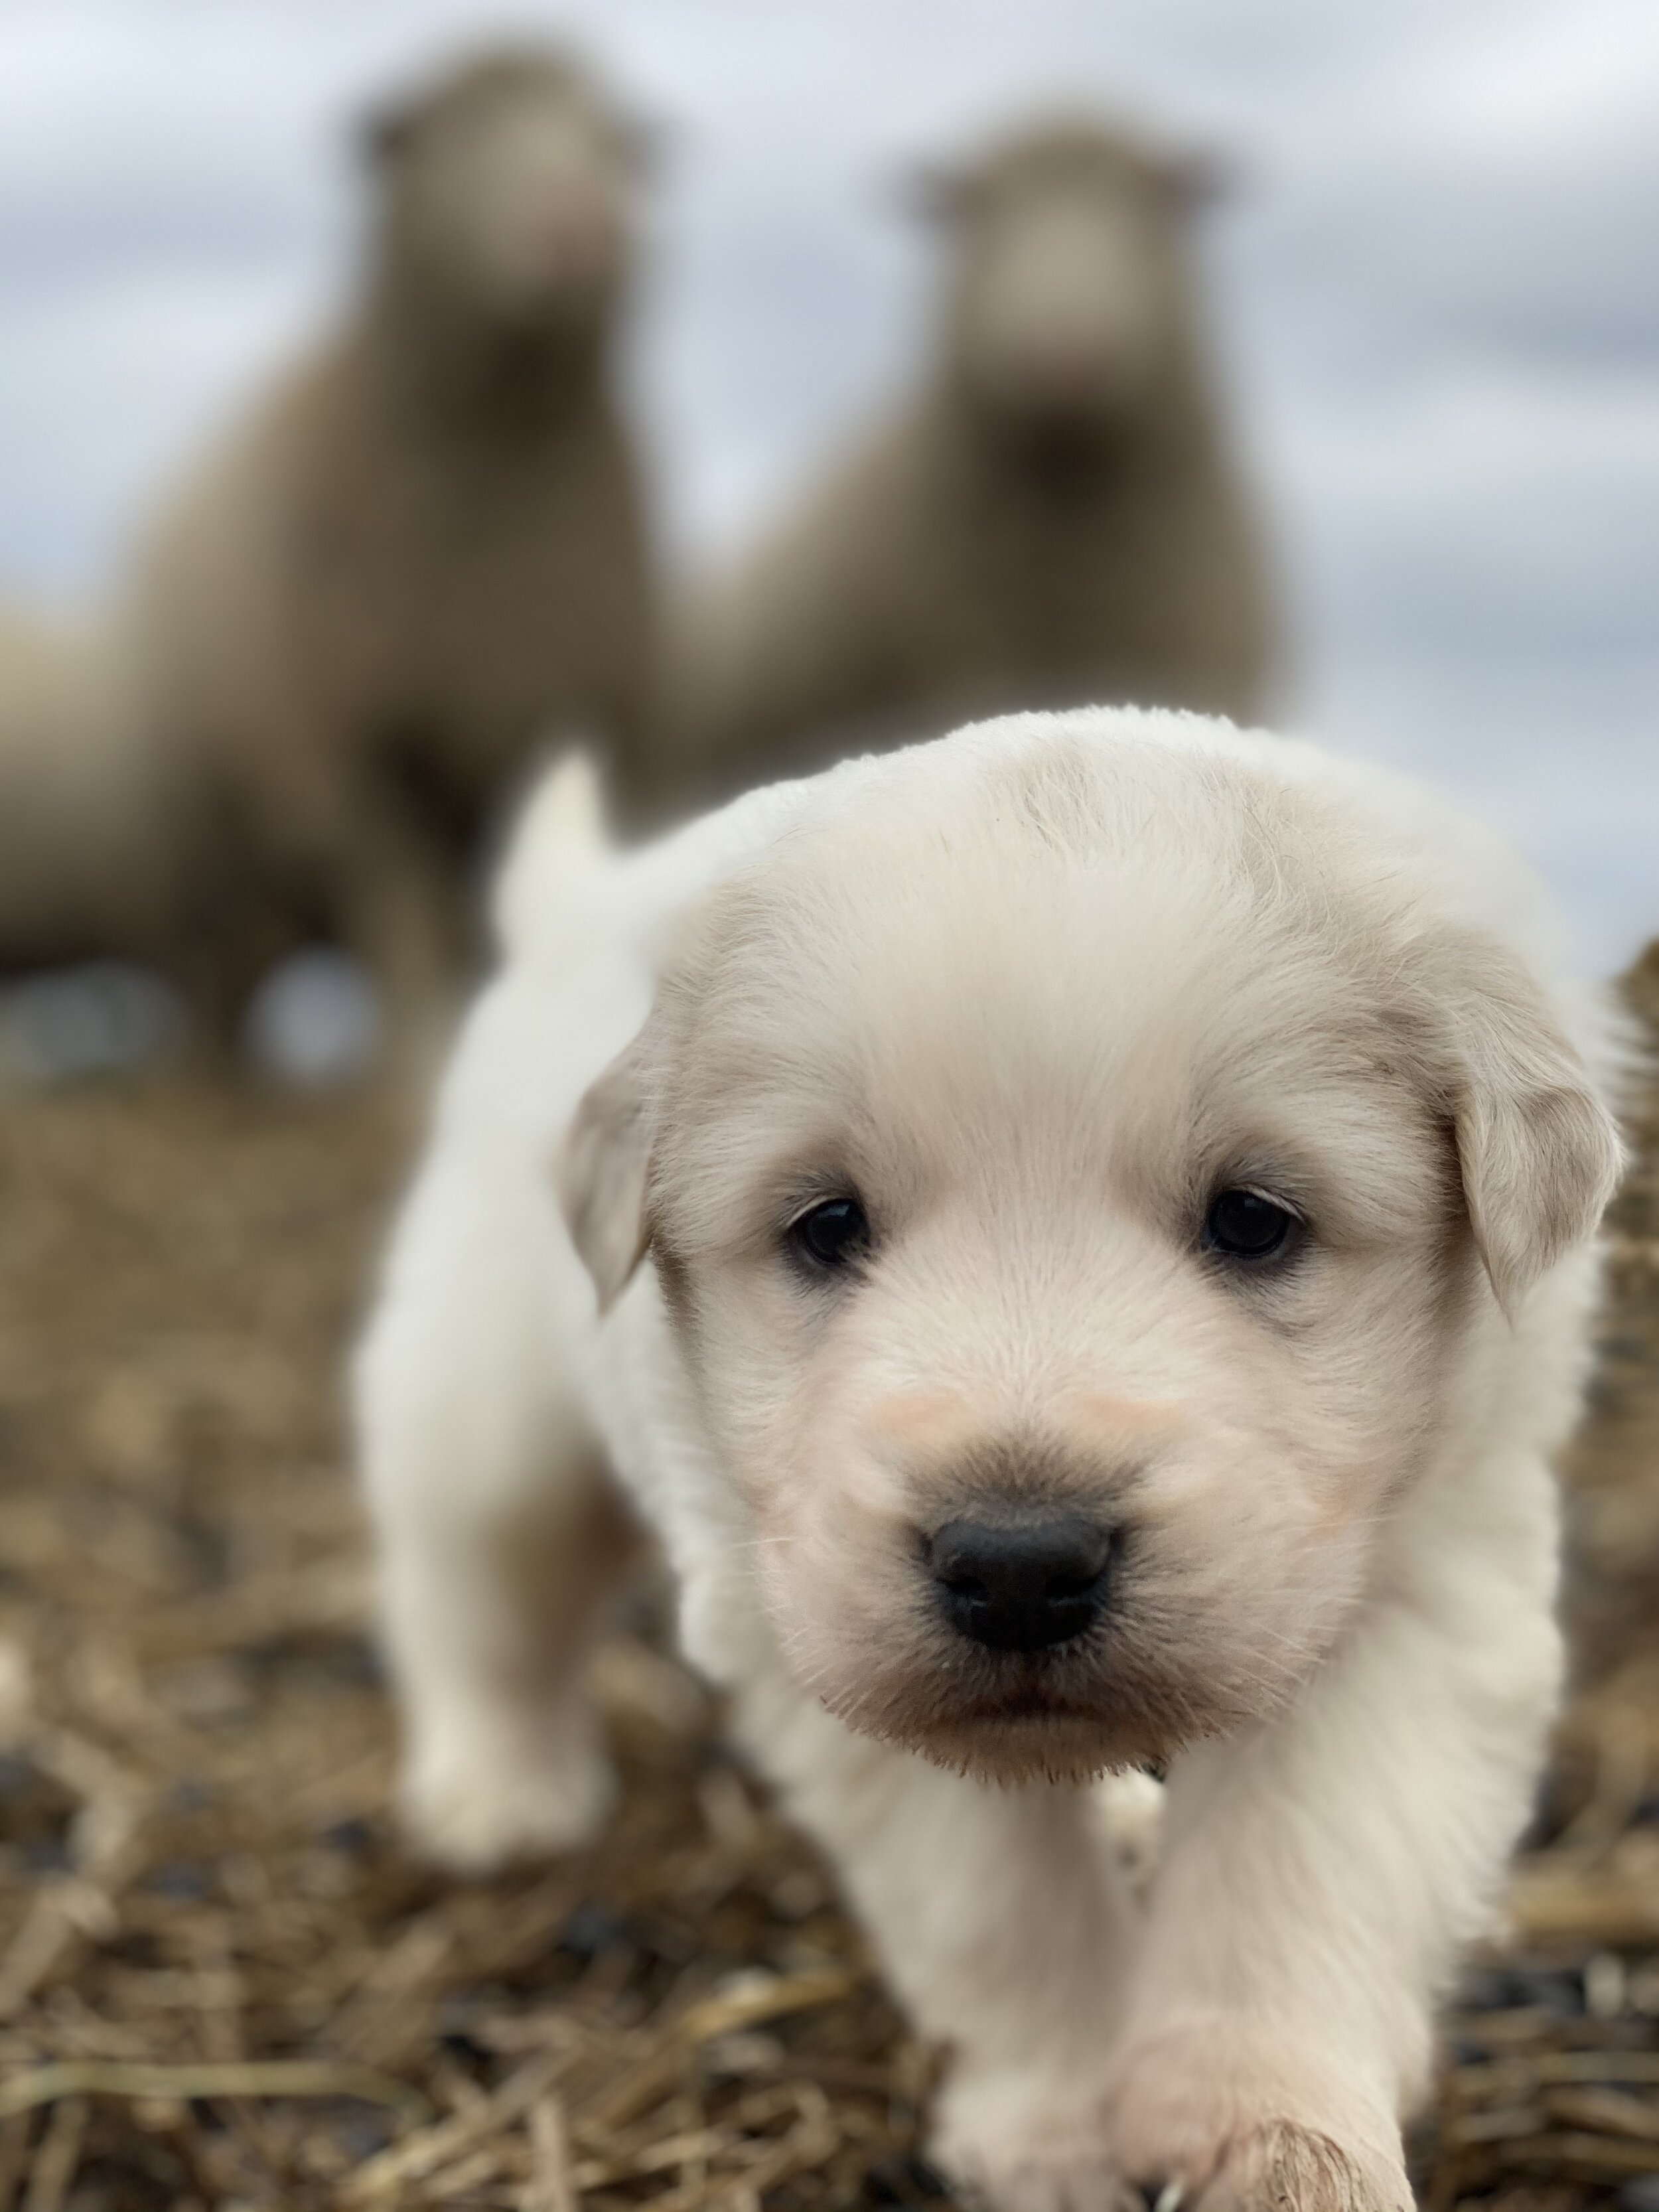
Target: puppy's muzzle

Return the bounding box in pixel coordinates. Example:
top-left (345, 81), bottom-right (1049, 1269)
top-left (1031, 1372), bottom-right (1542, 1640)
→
top-left (927, 1512), bottom-right (1115, 1653)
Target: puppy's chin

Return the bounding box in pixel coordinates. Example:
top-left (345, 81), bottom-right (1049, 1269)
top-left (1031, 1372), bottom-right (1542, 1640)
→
top-left (900, 1709), bottom-right (1175, 1788)
top-left (805, 1660), bottom-right (1228, 1786)
top-left (759, 1581), bottom-right (1309, 1786)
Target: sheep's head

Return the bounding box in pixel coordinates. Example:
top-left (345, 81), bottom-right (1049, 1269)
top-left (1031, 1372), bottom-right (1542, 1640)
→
top-left (364, 46), bottom-right (653, 349)
top-left (909, 117), bottom-right (1227, 457)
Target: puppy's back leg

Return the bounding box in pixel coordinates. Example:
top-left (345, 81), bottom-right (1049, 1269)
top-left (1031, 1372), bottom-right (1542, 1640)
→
top-left (356, 1152), bottom-right (634, 1874)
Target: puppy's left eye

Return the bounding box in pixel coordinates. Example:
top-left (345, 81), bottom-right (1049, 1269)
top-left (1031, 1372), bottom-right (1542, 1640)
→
top-left (788, 1195), bottom-right (871, 1272)
top-left (1202, 1187), bottom-right (1299, 1264)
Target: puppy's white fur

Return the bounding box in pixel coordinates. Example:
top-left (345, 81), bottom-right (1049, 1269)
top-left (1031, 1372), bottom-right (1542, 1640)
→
top-left (356, 709), bottom-right (1622, 2212)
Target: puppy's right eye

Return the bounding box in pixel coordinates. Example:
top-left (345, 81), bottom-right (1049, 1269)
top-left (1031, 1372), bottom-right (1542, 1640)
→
top-left (1202, 1187), bottom-right (1299, 1264)
top-left (788, 1196), bottom-right (870, 1272)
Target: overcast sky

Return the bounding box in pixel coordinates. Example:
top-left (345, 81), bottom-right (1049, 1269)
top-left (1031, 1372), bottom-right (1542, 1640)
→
top-left (1, 0), bottom-right (1655, 970)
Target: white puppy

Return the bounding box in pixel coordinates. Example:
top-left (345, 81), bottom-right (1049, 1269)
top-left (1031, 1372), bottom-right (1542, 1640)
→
top-left (356, 709), bottom-right (1622, 2212)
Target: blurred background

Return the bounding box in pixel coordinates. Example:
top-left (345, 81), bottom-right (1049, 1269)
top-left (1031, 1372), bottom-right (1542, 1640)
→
top-left (2, 0), bottom-right (1656, 980)
top-left (3, 9), bottom-right (1659, 2211)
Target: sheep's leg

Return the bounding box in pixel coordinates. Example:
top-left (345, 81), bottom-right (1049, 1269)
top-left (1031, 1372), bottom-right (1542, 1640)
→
top-left (337, 799), bottom-right (470, 1082)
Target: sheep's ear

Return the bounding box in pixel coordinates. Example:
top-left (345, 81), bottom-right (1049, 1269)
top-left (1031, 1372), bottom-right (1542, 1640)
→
top-left (1438, 944), bottom-right (1623, 1317)
top-left (556, 1033), bottom-right (656, 1311)
top-left (360, 93), bottom-right (427, 167)
top-left (1157, 145), bottom-right (1241, 212)
top-left (616, 112), bottom-right (674, 178)
top-left (891, 159), bottom-right (981, 224)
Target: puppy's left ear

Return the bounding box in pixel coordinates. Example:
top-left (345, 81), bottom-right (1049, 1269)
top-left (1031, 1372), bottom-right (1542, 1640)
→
top-left (1435, 940), bottom-right (1623, 1317)
top-left (557, 1029), bottom-right (657, 1311)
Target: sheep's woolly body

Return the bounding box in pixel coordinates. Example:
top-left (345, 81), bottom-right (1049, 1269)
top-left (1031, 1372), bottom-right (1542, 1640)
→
top-left (667, 123), bottom-right (1274, 806)
top-left (359, 707), bottom-right (1620, 2212)
top-left (132, 321), bottom-right (653, 838)
top-left (115, 46), bottom-right (656, 1031)
top-left (674, 387), bottom-right (1267, 796)
top-left (127, 332), bottom-right (651, 1002)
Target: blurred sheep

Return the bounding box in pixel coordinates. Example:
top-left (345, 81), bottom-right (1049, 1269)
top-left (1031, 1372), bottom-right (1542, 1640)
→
top-left (123, 44), bottom-right (660, 1041)
top-left (0, 610), bottom-right (180, 978)
top-left (668, 116), bottom-right (1276, 801)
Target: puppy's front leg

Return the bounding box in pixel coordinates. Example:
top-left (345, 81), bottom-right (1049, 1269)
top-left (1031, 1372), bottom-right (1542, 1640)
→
top-left (1102, 1457), bottom-right (1562, 2212)
top-left (356, 1137), bottom-right (636, 1876)
top-left (731, 1674), bottom-right (1140, 2212)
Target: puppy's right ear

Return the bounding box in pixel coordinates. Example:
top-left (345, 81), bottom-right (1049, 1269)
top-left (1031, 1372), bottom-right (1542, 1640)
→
top-left (557, 1033), bottom-right (656, 1311)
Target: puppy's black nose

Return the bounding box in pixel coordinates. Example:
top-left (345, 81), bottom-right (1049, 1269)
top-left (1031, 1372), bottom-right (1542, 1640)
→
top-left (928, 1514), bottom-right (1114, 1653)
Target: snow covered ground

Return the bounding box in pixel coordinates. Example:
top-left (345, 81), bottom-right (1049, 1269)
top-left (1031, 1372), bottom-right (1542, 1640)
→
top-left (1, 0), bottom-right (1654, 969)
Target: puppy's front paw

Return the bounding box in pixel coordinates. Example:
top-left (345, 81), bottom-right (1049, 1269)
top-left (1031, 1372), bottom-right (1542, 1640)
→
top-left (930, 2067), bottom-right (1128, 2212)
top-left (1102, 2022), bottom-right (1409, 2212)
top-left (399, 1708), bottom-right (617, 1875)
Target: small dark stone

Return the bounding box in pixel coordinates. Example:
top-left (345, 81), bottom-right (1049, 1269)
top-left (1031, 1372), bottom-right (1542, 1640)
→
top-left (145, 1860), bottom-right (212, 1901)
top-left (864, 2153), bottom-right (950, 2206)
top-left (626, 1911), bottom-right (698, 1967)
top-left (1524, 1964), bottom-right (1588, 2017)
top-left (325, 1633), bottom-right (385, 1689)
top-left (1457, 1963), bottom-right (1583, 2017)
top-left (320, 1815), bottom-right (377, 1856)
top-left (330, 2112), bottom-right (397, 2160)
top-left (432, 1992), bottom-right (494, 2069)
top-left (1457, 1966), bottom-right (1512, 2010)
top-left (438, 2026), bottom-right (492, 2067)
top-left (557, 1900), bottom-right (631, 1963)
top-left (0, 1751), bottom-right (41, 1797)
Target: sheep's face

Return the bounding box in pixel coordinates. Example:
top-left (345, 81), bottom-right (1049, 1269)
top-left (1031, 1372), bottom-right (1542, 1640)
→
top-left (924, 124), bottom-right (1215, 453)
top-left (369, 50), bottom-right (644, 340)
top-left (558, 725), bottom-right (1619, 1786)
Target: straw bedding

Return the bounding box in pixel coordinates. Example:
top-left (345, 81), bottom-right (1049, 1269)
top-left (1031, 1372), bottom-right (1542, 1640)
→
top-left (1, 951), bottom-right (1657, 2211)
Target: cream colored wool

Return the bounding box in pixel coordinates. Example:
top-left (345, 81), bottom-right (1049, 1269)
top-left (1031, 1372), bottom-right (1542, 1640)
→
top-left (667, 122), bottom-right (1275, 807)
top-left (121, 45), bottom-right (659, 1035)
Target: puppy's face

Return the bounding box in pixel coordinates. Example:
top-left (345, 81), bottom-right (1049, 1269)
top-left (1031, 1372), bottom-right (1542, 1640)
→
top-left (562, 739), bottom-right (1619, 1783)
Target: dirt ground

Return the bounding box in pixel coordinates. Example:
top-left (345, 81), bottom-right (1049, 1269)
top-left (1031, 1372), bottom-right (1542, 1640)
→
top-left (1, 957), bottom-right (1658, 2212)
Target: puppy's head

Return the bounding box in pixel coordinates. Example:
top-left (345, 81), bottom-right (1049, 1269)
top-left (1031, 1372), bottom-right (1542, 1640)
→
top-left (559, 733), bottom-right (1620, 1783)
